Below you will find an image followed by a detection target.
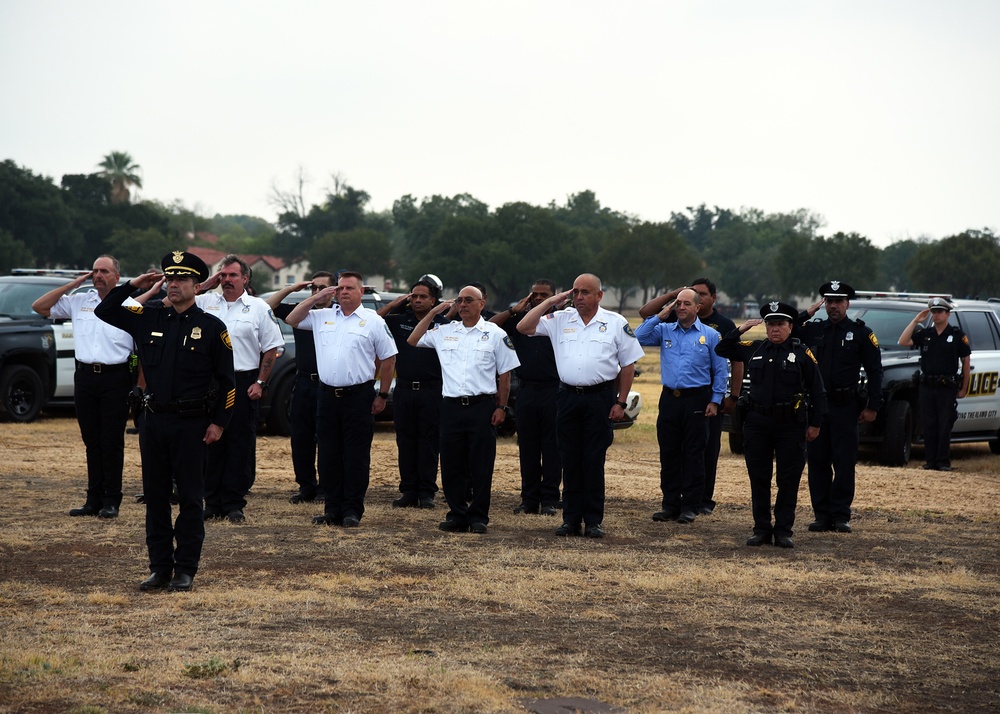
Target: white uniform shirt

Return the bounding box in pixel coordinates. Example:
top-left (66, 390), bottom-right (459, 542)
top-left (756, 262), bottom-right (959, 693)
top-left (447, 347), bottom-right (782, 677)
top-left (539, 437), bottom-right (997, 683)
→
top-left (416, 317), bottom-right (520, 398)
top-left (533, 306), bottom-right (644, 386)
top-left (50, 291), bottom-right (138, 365)
top-left (196, 291), bottom-right (284, 372)
top-left (297, 305), bottom-right (398, 387)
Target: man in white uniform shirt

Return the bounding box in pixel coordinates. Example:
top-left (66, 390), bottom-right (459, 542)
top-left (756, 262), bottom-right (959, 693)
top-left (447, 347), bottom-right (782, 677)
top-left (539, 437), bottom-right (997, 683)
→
top-left (407, 285), bottom-right (520, 534)
top-left (517, 273), bottom-right (644, 538)
top-left (32, 255), bottom-right (138, 519)
top-left (286, 271), bottom-right (397, 527)
top-left (195, 255), bottom-right (283, 523)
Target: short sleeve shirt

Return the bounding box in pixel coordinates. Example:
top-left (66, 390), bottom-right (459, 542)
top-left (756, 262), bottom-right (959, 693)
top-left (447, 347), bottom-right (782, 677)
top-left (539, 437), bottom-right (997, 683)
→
top-left (196, 292), bottom-right (284, 371)
top-left (50, 291), bottom-right (138, 364)
top-left (416, 317), bottom-right (520, 398)
top-left (298, 305), bottom-right (398, 387)
top-left (912, 324), bottom-right (971, 375)
top-left (532, 306), bottom-right (644, 386)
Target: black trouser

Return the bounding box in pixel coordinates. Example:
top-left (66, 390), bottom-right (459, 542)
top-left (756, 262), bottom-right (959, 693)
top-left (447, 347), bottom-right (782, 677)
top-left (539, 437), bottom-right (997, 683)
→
top-left (289, 374), bottom-right (319, 497)
top-left (317, 383), bottom-right (375, 521)
top-left (919, 384), bottom-right (959, 468)
top-left (656, 386), bottom-right (710, 512)
top-left (138, 411), bottom-right (209, 577)
top-left (556, 386), bottom-right (615, 529)
top-left (439, 398), bottom-right (495, 525)
top-left (73, 365), bottom-right (131, 510)
top-left (205, 370), bottom-right (258, 514)
top-left (742, 412), bottom-right (806, 537)
top-left (516, 381), bottom-right (562, 509)
top-left (702, 411), bottom-right (723, 510)
top-left (393, 384), bottom-right (442, 499)
top-left (807, 402), bottom-right (860, 523)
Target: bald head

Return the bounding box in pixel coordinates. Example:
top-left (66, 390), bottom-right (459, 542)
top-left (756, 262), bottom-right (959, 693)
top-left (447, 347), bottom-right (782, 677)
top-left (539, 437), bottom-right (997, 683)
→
top-left (572, 273), bottom-right (603, 320)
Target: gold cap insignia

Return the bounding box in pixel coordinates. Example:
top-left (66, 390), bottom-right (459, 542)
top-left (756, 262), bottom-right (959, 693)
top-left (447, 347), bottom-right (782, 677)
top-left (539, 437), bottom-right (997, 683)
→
top-left (172, 251), bottom-right (184, 264)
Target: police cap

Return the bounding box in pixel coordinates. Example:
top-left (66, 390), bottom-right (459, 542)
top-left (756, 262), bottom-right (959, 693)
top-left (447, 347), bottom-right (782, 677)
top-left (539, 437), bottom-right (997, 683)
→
top-left (927, 296), bottom-right (953, 311)
top-left (819, 280), bottom-right (856, 300)
top-left (161, 250), bottom-right (209, 284)
top-left (413, 273), bottom-right (443, 299)
top-left (760, 301), bottom-right (797, 322)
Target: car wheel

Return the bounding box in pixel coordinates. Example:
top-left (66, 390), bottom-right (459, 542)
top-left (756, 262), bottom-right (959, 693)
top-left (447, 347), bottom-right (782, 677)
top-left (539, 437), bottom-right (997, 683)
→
top-left (265, 374), bottom-right (294, 437)
top-left (878, 399), bottom-right (912, 466)
top-left (0, 365), bottom-right (45, 423)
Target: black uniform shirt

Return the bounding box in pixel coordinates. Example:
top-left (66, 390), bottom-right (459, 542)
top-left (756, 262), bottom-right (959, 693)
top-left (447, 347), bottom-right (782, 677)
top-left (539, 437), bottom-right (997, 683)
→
top-left (96, 281), bottom-right (236, 429)
top-left (273, 302), bottom-right (316, 374)
top-left (912, 324), bottom-right (971, 376)
top-left (663, 307), bottom-right (737, 339)
top-left (503, 311), bottom-right (559, 384)
top-left (716, 331), bottom-right (828, 427)
top-left (795, 314), bottom-right (884, 410)
top-left (385, 308), bottom-right (448, 382)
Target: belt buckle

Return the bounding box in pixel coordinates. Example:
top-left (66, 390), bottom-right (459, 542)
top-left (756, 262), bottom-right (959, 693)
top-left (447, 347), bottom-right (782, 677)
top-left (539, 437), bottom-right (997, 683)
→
top-left (93, 364), bottom-right (102, 374)
top-left (460, 396), bottom-right (471, 405)
top-left (574, 386), bottom-right (585, 394)
top-left (334, 387), bottom-right (345, 397)
top-left (672, 389), bottom-right (681, 397)
top-left (412, 381), bottom-right (420, 391)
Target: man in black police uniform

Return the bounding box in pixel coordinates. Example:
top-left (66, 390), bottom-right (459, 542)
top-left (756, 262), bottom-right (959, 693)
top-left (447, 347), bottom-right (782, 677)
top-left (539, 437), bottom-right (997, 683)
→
top-left (266, 271), bottom-right (336, 503)
top-left (490, 279), bottom-right (563, 516)
top-left (716, 302), bottom-right (827, 548)
top-left (378, 274), bottom-right (449, 509)
top-left (96, 251), bottom-right (235, 591)
top-left (794, 281), bottom-right (883, 533)
top-left (898, 297), bottom-right (971, 471)
top-left (638, 278), bottom-right (743, 514)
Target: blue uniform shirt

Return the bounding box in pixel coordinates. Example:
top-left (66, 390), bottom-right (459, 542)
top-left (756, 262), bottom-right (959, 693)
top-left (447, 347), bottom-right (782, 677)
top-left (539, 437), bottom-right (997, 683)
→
top-left (634, 316), bottom-right (728, 404)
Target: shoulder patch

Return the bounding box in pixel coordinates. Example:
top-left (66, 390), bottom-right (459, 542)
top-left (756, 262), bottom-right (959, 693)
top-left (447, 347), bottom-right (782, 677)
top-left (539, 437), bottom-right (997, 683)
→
top-left (221, 329), bottom-right (233, 351)
top-left (739, 340), bottom-right (753, 347)
top-left (869, 332), bottom-right (879, 348)
top-left (384, 324), bottom-right (392, 338)
top-left (125, 304), bottom-right (143, 314)
top-left (268, 308), bottom-right (279, 325)
top-left (962, 335), bottom-right (970, 346)
top-left (623, 323), bottom-right (635, 338)
top-left (503, 335), bottom-right (515, 350)
top-left (804, 346), bottom-right (818, 364)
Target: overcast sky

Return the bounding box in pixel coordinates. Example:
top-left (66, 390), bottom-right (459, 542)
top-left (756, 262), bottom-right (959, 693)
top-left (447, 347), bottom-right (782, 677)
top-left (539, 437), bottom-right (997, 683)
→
top-left (2, 0), bottom-right (998, 246)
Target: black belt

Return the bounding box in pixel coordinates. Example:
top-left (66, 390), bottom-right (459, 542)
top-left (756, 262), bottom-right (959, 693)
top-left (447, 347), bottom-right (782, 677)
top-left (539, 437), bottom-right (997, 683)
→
top-left (663, 385), bottom-right (710, 397)
top-left (144, 397), bottom-right (211, 416)
top-left (297, 370), bottom-right (320, 381)
top-left (235, 369), bottom-right (257, 377)
top-left (829, 388), bottom-right (859, 406)
top-left (443, 394), bottom-right (493, 406)
top-left (396, 380), bottom-right (442, 390)
top-left (922, 375), bottom-right (958, 387)
top-left (76, 360), bottom-right (129, 374)
top-left (322, 380), bottom-right (374, 397)
top-left (559, 380), bottom-right (614, 394)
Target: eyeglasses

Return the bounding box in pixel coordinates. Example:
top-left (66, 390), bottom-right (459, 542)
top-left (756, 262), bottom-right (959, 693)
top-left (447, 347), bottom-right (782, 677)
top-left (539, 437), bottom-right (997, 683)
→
top-left (454, 297), bottom-right (480, 304)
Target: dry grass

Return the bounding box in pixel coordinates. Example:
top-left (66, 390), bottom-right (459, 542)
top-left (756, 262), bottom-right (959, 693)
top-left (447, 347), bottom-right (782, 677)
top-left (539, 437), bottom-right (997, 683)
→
top-left (1, 350), bottom-right (999, 713)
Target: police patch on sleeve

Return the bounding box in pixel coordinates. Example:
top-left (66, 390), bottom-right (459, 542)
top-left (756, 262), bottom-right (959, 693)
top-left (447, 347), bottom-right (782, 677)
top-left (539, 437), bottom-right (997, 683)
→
top-left (126, 304), bottom-right (143, 314)
top-left (503, 335), bottom-right (515, 350)
top-left (962, 335), bottom-right (970, 346)
top-left (804, 346), bottom-right (818, 364)
top-left (221, 329), bottom-right (233, 351)
top-left (384, 324), bottom-right (392, 338)
top-left (623, 323), bottom-right (636, 338)
top-left (268, 308), bottom-right (279, 325)
top-left (739, 340), bottom-right (753, 346)
top-left (869, 332), bottom-right (879, 348)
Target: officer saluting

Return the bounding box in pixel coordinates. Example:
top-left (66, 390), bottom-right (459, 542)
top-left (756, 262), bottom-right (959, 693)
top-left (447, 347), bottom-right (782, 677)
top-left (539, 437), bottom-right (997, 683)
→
top-left (96, 251), bottom-right (236, 592)
top-left (795, 281), bottom-right (883, 533)
top-left (716, 302), bottom-right (827, 548)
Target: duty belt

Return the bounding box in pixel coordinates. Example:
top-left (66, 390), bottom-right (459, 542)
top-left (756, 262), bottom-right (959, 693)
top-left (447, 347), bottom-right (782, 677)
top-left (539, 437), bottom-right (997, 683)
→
top-left (144, 397), bottom-right (211, 417)
top-left (663, 385), bottom-right (710, 398)
top-left (443, 394), bottom-right (493, 406)
top-left (748, 401), bottom-right (798, 422)
top-left (396, 380), bottom-right (442, 390)
top-left (921, 374), bottom-right (958, 388)
top-left (829, 387), bottom-right (859, 406)
top-left (75, 360), bottom-right (129, 374)
top-left (322, 380), bottom-right (374, 397)
top-left (559, 380), bottom-right (614, 394)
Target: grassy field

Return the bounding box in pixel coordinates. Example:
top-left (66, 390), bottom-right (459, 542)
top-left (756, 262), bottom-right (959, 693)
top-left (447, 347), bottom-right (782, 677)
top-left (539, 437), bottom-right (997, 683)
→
top-left (1, 346), bottom-right (999, 713)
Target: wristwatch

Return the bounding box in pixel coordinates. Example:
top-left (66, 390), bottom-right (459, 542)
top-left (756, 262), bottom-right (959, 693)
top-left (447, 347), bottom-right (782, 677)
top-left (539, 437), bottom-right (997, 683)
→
top-left (616, 400), bottom-right (627, 409)
top-left (377, 391), bottom-right (389, 399)
top-left (495, 404), bottom-right (510, 415)
top-left (255, 379), bottom-right (268, 389)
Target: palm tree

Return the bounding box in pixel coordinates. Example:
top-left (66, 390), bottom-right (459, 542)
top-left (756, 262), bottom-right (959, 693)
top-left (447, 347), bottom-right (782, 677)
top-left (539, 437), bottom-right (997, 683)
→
top-left (97, 151), bottom-right (143, 204)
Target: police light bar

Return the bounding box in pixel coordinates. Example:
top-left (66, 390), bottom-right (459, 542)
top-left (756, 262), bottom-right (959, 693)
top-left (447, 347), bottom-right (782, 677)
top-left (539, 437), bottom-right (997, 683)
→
top-left (854, 290), bottom-right (953, 301)
top-left (11, 268), bottom-right (92, 277)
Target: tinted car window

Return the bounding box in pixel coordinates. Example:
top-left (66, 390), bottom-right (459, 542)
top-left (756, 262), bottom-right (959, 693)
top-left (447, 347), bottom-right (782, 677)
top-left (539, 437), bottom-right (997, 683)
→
top-left (848, 307), bottom-right (920, 351)
top-left (957, 310), bottom-right (999, 351)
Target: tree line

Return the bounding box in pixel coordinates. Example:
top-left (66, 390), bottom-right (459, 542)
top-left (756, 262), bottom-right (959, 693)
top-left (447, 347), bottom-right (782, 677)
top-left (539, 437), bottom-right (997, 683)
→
top-left (1, 156), bottom-right (997, 309)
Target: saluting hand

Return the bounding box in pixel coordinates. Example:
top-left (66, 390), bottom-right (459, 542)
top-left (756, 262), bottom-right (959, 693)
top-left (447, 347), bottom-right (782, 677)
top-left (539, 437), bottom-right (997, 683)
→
top-left (740, 318), bottom-right (763, 332)
top-left (432, 300), bottom-right (454, 315)
top-left (914, 308), bottom-right (931, 323)
top-left (130, 270), bottom-right (165, 290)
top-left (807, 298), bottom-right (825, 317)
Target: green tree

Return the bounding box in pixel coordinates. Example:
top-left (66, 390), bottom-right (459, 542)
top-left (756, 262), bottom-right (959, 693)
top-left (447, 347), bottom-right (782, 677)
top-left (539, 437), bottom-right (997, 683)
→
top-left (879, 238), bottom-right (925, 290)
top-left (670, 204), bottom-right (739, 253)
top-left (308, 228), bottom-right (393, 280)
top-left (0, 159), bottom-right (79, 266)
top-left (0, 229), bottom-right (35, 273)
top-left (105, 227), bottom-right (175, 275)
top-left (600, 222), bottom-right (701, 312)
top-left (907, 230), bottom-right (1000, 299)
top-left (97, 151), bottom-right (142, 205)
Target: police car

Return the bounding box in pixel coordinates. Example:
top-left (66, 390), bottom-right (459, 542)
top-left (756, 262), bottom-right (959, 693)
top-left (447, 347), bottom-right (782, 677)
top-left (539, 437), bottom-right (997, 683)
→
top-left (0, 271), bottom-right (87, 422)
top-left (727, 291), bottom-right (1000, 465)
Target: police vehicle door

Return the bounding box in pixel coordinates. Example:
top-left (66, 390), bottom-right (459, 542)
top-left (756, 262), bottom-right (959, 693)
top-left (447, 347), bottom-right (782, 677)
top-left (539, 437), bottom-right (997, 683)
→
top-left (51, 317), bottom-right (75, 399)
top-left (951, 309), bottom-right (1000, 435)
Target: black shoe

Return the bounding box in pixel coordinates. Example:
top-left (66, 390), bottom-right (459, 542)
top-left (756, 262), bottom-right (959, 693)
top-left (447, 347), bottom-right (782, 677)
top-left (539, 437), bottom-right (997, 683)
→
top-left (97, 506), bottom-right (119, 519)
top-left (438, 519), bottom-right (469, 533)
top-left (697, 505), bottom-right (715, 516)
top-left (746, 532), bottom-right (772, 546)
top-left (417, 497), bottom-right (436, 509)
top-left (808, 520), bottom-right (832, 532)
top-left (203, 508), bottom-right (224, 521)
top-left (392, 494), bottom-right (418, 508)
top-left (134, 493), bottom-right (146, 504)
top-left (833, 521), bottom-right (852, 533)
top-left (168, 573), bottom-right (194, 592)
top-left (922, 463), bottom-right (935, 470)
top-left (227, 510), bottom-right (245, 523)
top-left (584, 524), bottom-right (605, 539)
top-left (469, 522), bottom-right (488, 534)
top-left (289, 492), bottom-right (316, 504)
top-left (540, 505), bottom-right (558, 516)
top-left (676, 510), bottom-right (697, 524)
top-left (342, 515), bottom-right (361, 528)
top-left (139, 572), bottom-right (171, 591)
top-left (513, 503), bottom-right (540, 515)
top-left (69, 505), bottom-right (99, 517)
top-left (312, 513), bottom-right (341, 526)
top-left (555, 522), bottom-right (582, 537)
top-left (652, 509), bottom-right (679, 522)
top-left (774, 535), bottom-right (795, 548)
top-left (935, 465), bottom-right (952, 472)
